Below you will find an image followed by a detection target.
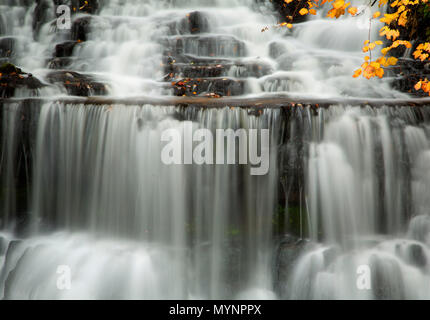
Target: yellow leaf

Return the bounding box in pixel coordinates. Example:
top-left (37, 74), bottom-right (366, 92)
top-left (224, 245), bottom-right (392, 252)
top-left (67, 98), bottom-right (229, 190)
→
top-left (415, 81), bottom-right (422, 91)
top-left (299, 8), bottom-right (309, 15)
top-left (348, 7), bottom-right (357, 15)
top-left (375, 67), bottom-right (384, 78)
top-left (387, 57), bottom-right (398, 66)
top-left (353, 69), bottom-right (362, 78)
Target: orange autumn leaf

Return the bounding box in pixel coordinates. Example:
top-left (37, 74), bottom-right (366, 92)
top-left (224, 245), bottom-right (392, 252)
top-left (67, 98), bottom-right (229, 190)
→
top-left (299, 8), bottom-right (309, 15)
top-left (348, 7), bottom-right (357, 15)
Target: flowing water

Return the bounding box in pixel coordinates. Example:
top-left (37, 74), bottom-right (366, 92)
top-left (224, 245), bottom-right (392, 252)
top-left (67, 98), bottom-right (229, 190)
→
top-left (1, 0), bottom-right (430, 299)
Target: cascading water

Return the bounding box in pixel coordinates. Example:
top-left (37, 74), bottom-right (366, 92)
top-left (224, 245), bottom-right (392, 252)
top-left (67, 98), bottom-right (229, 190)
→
top-left (1, 102), bottom-right (280, 299)
top-left (1, 0), bottom-right (430, 300)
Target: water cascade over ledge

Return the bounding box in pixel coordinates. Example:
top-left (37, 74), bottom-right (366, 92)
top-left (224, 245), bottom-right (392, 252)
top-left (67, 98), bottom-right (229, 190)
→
top-left (1, 0), bottom-right (430, 300)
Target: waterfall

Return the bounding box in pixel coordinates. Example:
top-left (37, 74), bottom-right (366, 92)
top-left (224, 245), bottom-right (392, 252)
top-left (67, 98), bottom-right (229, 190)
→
top-left (1, 0), bottom-right (430, 300)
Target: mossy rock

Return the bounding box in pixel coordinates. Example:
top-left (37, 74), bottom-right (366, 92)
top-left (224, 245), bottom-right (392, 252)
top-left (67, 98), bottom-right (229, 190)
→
top-left (0, 63), bottom-right (22, 75)
top-left (0, 63), bottom-right (44, 98)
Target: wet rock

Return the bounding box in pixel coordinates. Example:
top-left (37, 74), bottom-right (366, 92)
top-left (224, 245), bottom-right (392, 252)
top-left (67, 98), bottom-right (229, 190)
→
top-left (389, 58), bottom-right (430, 97)
top-left (48, 57), bottom-right (73, 69)
top-left (172, 77), bottom-right (245, 97)
top-left (0, 14), bottom-right (5, 36)
top-left (33, 0), bottom-right (51, 38)
top-left (46, 70), bottom-right (107, 96)
top-left (54, 40), bottom-right (79, 58)
top-left (168, 61), bottom-right (271, 79)
top-left (162, 35), bottom-right (247, 58)
top-left (0, 37), bottom-right (15, 58)
top-left (187, 11), bottom-right (209, 34)
top-left (163, 54), bottom-right (229, 79)
top-left (369, 254), bottom-right (405, 300)
top-left (71, 16), bottom-right (92, 41)
top-left (407, 215), bottom-right (430, 245)
top-left (181, 11), bottom-right (209, 34)
top-left (273, 234), bottom-right (309, 298)
top-left (407, 243), bottom-right (427, 268)
top-left (0, 236), bottom-right (6, 255)
top-left (269, 42), bottom-right (287, 60)
top-left (271, 0), bottom-right (308, 24)
top-left (71, 0), bottom-right (100, 14)
top-left (169, 63), bottom-right (227, 79)
top-left (0, 63), bottom-right (45, 98)
top-left (322, 246), bottom-right (340, 268)
top-left (166, 11), bottom-right (209, 35)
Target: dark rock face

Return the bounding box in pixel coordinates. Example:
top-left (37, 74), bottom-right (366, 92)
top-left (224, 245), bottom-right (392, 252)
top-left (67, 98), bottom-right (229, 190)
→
top-left (0, 63), bottom-right (45, 98)
top-left (168, 61), bottom-right (271, 79)
top-left (271, 0), bottom-right (308, 23)
top-left (33, 0), bottom-right (51, 38)
top-left (273, 234), bottom-right (309, 298)
top-left (71, 0), bottom-right (100, 14)
top-left (46, 70), bottom-right (107, 96)
top-left (0, 99), bottom-right (41, 235)
top-left (172, 77), bottom-right (245, 97)
top-left (52, 0), bottom-right (100, 15)
top-left (180, 11), bottom-right (209, 35)
top-left (0, 37), bottom-right (15, 59)
top-left (268, 41), bottom-right (287, 60)
top-left (162, 35), bottom-right (247, 58)
top-left (0, 236), bottom-right (6, 255)
top-left (0, 14), bottom-right (4, 36)
top-left (395, 241), bottom-right (428, 268)
top-left (390, 58), bottom-right (430, 97)
top-left (54, 40), bottom-right (79, 58)
top-left (71, 16), bottom-right (92, 41)
top-left (167, 11), bottom-right (210, 35)
top-left (185, 11), bottom-right (209, 34)
top-left (369, 254), bottom-right (405, 300)
top-left (408, 215), bottom-right (430, 244)
top-left (47, 57), bottom-right (73, 69)
top-left (408, 243), bottom-right (427, 268)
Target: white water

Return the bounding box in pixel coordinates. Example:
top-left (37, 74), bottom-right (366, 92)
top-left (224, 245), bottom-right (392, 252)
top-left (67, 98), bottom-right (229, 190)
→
top-left (0, 0), bottom-right (408, 98)
top-left (1, 0), bottom-right (430, 300)
top-left (1, 102), bottom-right (280, 299)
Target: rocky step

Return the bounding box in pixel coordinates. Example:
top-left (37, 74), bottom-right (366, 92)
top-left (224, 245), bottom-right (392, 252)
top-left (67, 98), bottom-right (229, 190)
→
top-left (160, 35), bottom-right (248, 58)
top-left (47, 56), bottom-right (102, 70)
top-left (2, 96), bottom-right (430, 110)
top-left (171, 77), bottom-right (245, 97)
top-left (70, 0), bottom-right (101, 15)
top-left (0, 63), bottom-right (45, 98)
top-left (71, 16), bottom-right (93, 42)
top-left (53, 40), bottom-right (82, 58)
top-left (0, 37), bottom-right (16, 59)
top-left (165, 61), bottom-right (272, 79)
top-left (165, 11), bottom-right (210, 35)
top-left (163, 53), bottom-right (231, 65)
top-left (260, 73), bottom-right (306, 93)
top-left (47, 57), bottom-right (74, 69)
top-left (46, 70), bottom-right (107, 96)
top-left (388, 58), bottom-right (430, 97)
top-left (47, 39), bottom-right (84, 68)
